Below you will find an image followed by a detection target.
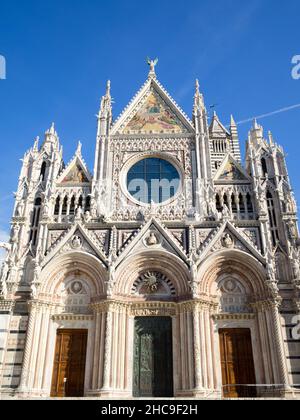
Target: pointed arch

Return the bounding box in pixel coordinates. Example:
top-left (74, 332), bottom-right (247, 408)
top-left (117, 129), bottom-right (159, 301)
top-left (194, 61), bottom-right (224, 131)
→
top-left (113, 250), bottom-right (191, 298)
top-left (38, 251), bottom-right (108, 298)
top-left (198, 249), bottom-right (267, 298)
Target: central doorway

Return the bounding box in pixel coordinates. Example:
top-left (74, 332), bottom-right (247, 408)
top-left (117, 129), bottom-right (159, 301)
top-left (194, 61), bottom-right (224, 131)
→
top-left (51, 329), bottom-right (88, 398)
top-left (219, 328), bottom-right (257, 398)
top-left (133, 317), bottom-right (174, 398)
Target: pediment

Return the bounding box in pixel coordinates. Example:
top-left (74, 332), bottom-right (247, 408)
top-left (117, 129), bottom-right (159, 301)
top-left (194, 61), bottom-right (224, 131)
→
top-left (197, 221), bottom-right (265, 265)
top-left (214, 154), bottom-right (251, 182)
top-left (57, 150), bottom-right (92, 185)
top-left (61, 163), bottom-right (89, 184)
top-left (115, 218), bottom-right (189, 268)
top-left (111, 78), bottom-right (195, 135)
top-left (42, 224), bottom-right (108, 268)
top-left (209, 113), bottom-right (230, 137)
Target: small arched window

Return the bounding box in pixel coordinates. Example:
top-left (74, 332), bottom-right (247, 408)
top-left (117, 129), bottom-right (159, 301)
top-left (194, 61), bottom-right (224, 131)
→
top-left (62, 196), bottom-right (68, 215)
top-left (223, 194), bottom-right (229, 209)
top-left (40, 161), bottom-right (47, 182)
top-left (30, 197), bottom-right (42, 246)
top-left (216, 194), bottom-right (222, 212)
top-left (69, 196), bottom-right (76, 215)
top-left (247, 193), bottom-right (254, 213)
top-left (239, 194), bottom-right (245, 213)
top-left (54, 196), bottom-right (60, 215)
top-left (85, 196), bottom-right (91, 212)
top-left (261, 158), bottom-right (268, 177)
top-left (267, 191), bottom-right (279, 246)
top-left (231, 194), bottom-right (237, 214)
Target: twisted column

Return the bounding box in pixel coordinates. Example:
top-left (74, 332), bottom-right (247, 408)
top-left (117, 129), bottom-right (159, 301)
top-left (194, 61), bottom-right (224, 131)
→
top-left (19, 303), bottom-right (37, 391)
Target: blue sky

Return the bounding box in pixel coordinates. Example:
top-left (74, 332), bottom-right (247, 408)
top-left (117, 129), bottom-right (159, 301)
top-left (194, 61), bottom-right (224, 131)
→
top-left (0, 0), bottom-right (300, 243)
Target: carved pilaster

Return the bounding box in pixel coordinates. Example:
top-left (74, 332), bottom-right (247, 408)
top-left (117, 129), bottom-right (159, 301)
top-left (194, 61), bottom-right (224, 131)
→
top-left (102, 311), bottom-right (113, 391)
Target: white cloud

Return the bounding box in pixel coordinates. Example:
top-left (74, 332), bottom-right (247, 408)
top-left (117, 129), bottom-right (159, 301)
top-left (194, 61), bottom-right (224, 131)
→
top-left (0, 229), bottom-right (10, 264)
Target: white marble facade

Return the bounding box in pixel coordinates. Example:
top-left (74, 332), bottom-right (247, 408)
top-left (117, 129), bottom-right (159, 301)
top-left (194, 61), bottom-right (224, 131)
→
top-left (0, 62), bottom-right (300, 398)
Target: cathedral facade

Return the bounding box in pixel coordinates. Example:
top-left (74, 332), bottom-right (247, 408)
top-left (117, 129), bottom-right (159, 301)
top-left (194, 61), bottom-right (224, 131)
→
top-left (0, 62), bottom-right (300, 399)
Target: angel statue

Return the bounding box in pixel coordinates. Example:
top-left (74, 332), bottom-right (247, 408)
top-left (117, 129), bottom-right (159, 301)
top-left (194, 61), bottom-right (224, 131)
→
top-left (147, 57), bottom-right (158, 75)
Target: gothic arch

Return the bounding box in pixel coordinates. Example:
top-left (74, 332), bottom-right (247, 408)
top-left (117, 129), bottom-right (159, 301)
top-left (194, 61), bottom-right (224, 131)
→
top-left (114, 250), bottom-right (191, 298)
top-left (38, 251), bottom-right (108, 299)
top-left (198, 249), bottom-right (267, 299)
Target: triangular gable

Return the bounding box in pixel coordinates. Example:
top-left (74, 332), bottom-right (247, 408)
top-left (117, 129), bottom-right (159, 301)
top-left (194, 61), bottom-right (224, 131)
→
top-left (111, 78), bottom-right (195, 135)
top-left (57, 154), bottom-right (92, 185)
top-left (197, 221), bottom-right (265, 266)
top-left (209, 113), bottom-right (230, 137)
top-left (214, 154), bottom-right (252, 182)
top-left (115, 217), bottom-right (189, 269)
top-left (42, 223), bottom-right (108, 268)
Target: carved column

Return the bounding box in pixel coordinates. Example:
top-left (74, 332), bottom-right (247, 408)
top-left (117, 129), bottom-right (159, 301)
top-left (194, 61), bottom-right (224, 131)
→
top-left (101, 310), bottom-right (113, 391)
top-left (193, 306), bottom-right (203, 392)
top-left (19, 302), bottom-right (37, 391)
top-left (92, 311), bottom-right (102, 390)
top-left (269, 301), bottom-right (290, 390)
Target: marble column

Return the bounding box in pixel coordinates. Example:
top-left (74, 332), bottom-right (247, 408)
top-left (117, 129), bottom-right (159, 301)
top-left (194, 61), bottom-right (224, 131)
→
top-left (19, 303), bottom-right (37, 391)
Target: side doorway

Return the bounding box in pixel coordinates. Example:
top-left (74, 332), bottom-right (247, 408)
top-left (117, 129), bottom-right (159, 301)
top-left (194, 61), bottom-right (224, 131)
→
top-left (51, 329), bottom-right (88, 398)
top-left (219, 328), bottom-right (257, 398)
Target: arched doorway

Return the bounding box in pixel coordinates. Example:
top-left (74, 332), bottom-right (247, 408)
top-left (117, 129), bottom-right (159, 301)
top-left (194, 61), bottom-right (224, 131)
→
top-left (114, 252), bottom-right (191, 398)
top-left (198, 250), bottom-right (270, 398)
top-left (50, 276), bottom-right (92, 398)
top-left (133, 316), bottom-right (173, 398)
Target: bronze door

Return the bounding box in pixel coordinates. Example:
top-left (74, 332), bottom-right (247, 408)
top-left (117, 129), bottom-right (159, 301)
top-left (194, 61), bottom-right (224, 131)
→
top-left (133, 317), bottom-right (173, 398)
top-left (51, 329), bottom-right (88, 398)
top-left (219, 328), bottom-right (257, 398)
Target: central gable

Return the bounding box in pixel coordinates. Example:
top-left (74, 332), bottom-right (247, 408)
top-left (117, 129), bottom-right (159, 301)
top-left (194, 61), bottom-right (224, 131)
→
top-left (122, 90), bottom-right (187, 135)
top-left (112, 77), bottom-right (194, 135)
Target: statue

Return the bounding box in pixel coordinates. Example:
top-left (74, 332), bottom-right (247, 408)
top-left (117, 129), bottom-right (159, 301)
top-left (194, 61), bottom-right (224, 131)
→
top-left (71, 236), bottom-right (82, 250)
top-left (11, 225), bottom-right (20, 243)
top-left (43, 201), bottom-right (50, 218)
top-left (84, 211), bottom-right (92, 223)
top-left (15, 201), bottom-right (24, 217)
top-left (75, 206), bottom-right (83, 221)
top-left (222, 233), bottom-right (234, 249)
top-left (147, 57), bottom-right (159, 75)
top-left (222, 204), bottom-right (230, 220)
top-left (146, 232), bottom-right (159, 246)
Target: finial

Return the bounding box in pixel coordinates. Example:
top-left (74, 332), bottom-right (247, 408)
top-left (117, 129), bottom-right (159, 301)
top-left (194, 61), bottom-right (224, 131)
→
top-left (33, 136), bottom-right (39, 151)
top-left (268, 130), bottom-right (274, 145)
top-left (230, 115), bottom-right (237, 127)
top-left (147, 57), bottom-right (158, 78)
top-left (50, 122), bottom-right (55, 134)
top-left (106, 80), bottom-right (111, 97)
top-left (195, 79), bottom-right (200, 93)
top-left (253, 119), bottom-right (259, 129)
top-left (76, 141), bottom-right (82, 156)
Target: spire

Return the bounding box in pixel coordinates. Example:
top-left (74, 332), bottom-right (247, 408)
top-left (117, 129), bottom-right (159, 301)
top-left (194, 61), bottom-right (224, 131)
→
top-left (33, 136), bottom-right (39, 152)
top-left (147, 57), bottom-right (158, 79)
top-left (253, 119), bottom-right (260, 130)
top-left (268, 130), bottom-right (274, 146)
top-left (195, 79), bottom-right (200, 97)
top-left (43, 122), bottom-right (59, 148)
top-left (193, 79), bottom-right (205, 114)
top-left (99, 80), bottom-right (112, 119)
top-left (230, 114), bottom-right (237, 128)
top-left (106, 80), bottom-right (111, 98)
top-left (76, 141), bottom-right (82, 156)
top-left (230, 115), bottom-right (241, 163)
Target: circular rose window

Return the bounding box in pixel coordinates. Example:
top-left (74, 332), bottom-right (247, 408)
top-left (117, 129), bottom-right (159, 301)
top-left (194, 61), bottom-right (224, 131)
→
top-left (126, 157), bottom-right (180, 204)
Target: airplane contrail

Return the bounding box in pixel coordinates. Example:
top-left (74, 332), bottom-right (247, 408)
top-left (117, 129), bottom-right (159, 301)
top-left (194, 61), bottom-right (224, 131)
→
top-left (235, 103), bottom-right (300, 126)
